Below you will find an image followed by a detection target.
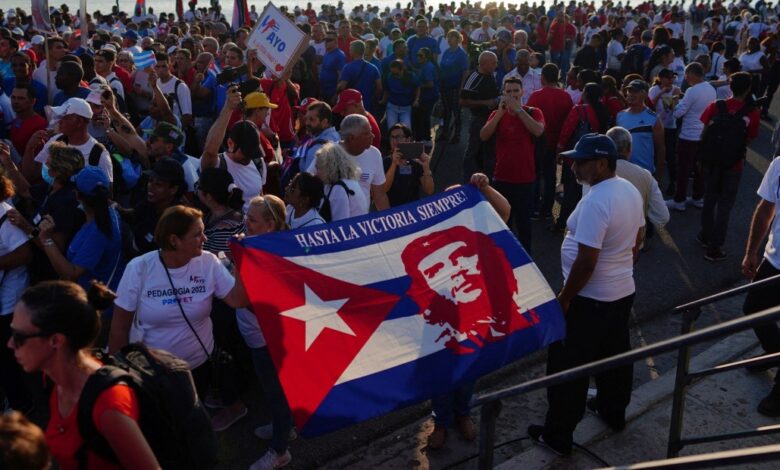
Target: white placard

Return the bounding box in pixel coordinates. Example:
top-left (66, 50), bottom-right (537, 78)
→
top-left (247, 2), bottom-right (310, 78)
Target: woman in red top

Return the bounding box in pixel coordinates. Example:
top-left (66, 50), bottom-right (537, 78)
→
top-left (8, 281), bottom-right (159, 470)
top-left (534, 16), bottom-right (550, 52)
top-left (553, 83), bottom-right (610, 232)
top-left (601, 75), bottom-right (627, 123)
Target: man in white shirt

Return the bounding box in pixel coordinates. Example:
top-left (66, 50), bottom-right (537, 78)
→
top-left (503, 50), bottom-right (542, 105)
top-left (29, 98), bottom-right (113, 183)
top-left (741, 154), bottom-right (780, 416)
top-left (154, 52), bottom-right (193, 129)
top-left (664, 12), bottom-right (685, 38)
top-left (470, 17), bottom-right (496, 43)
top-left (338, 114), bottom-right (389, 211)
top-left (668, 62), bottom-right (716, 211)
top-left (94, 49), bottom-right (125, 103)
top-left (528, 133), bottom-right (644, 457)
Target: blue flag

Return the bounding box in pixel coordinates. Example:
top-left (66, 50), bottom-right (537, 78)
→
top-left (132, 50), bottom-right (156, 70)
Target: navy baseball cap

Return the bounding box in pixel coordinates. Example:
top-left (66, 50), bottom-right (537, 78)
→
top-left (560, 133), bottom-right (618, 160)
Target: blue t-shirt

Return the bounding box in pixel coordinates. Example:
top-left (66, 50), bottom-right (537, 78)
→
top-left (339, 60), bottom-right (381, 113)
top-left (52, 87), bottom-right (91, 106)
top-left (386, 73), bottom-right (418, 106)
top-left (439, 47), bottom-right (469, 90)
top-left (492, 47), bottom-right (517, 87)
top-left (320, 48), bottom-right (347, 99)
top-left (616, 108), bottom-right (658, 173)
top-left (192, 71), bottom-right (217, 117)
top-left (3, 77), bottom-right (48, 115)
top-left (67, 207), bottom-right (125, 291)
top-left (406, 35), bottom-right (440, 69)
top-left (380, 53), bottom-right (409, 80)
top-left (417, 61), bottom-right (440, 105)
top-left (0, 60), bottom-right (11, 82)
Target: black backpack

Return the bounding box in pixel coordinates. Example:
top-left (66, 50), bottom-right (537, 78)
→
top-left (701, 100), bottom-right (753, 168)
top-left (621, 44), bottom-right (646, 76)
top-left (76, 343), bottom-right (217, 470)
top-left (55, 135), bottom-right (105, 168)
top-left (568, 105), bottom-right (592, 149)
top-left (319, 180), bottom-right (354, 222)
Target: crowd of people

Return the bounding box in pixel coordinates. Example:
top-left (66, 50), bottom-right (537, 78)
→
top-left (2, 0), bottom-right (780, 468)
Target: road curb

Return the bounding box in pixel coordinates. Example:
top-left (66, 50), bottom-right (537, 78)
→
top-left (495, 329), bottom-right (760, 469)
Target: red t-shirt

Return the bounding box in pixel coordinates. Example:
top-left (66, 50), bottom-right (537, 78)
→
top-left (603, 95), bottom-right (625, 122)
top-left (526, 86), bottom-right (574, 151)
top-left (558, 104), bottom-right (602, 152)
top-left (111, 65), bottom-right (134, 96)
top-left (365, 111), bottom-right (382, 149)
top-left (177, 67), bottom-right (197, 88)
top-left (46, 384), bottom-right (140, 470)
top-left (491, 106), bottom-right (546, 184)
top-left (338, 36), bottom-right (356, 62)
top-left (548, 20), bottom-right (576, 52)
top-left (700, 98), bottom-right (760, 171)
top-left (261, 78), bottom-right (301, 144)
top-left (10, 114), bottom-right (48, 155)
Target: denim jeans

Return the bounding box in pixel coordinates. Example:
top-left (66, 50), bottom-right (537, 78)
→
top-left (385, 103), bottom-right (412, 129)
top-left (251, 347), bottom-right (293, 454)
top-left (550, 48), bottom-right (572, 78)
top-left (431, 382), bottom-right (475, 427)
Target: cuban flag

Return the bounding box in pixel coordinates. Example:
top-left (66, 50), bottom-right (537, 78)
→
top-left (231, 0), bottom-right (251, 31)
top-left (232, 186), bottom-right (565, 437)
top-left (132, 50), bottom-right (157, 70)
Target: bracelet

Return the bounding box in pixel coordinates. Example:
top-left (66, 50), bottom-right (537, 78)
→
top-left (42, 239), bottom-right (55, 247)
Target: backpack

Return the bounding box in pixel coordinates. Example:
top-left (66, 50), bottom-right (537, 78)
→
top-left (319, 180), bottom-right (354, 222)
top-left (621, 44), bottom-right (646, 76)
top-left (701, 100), bottom-right (753, 168)
top-left (76, 343), bottom-right (218, 470)
top-left (568, 105), bottom-right (592, 149)
top-left (56, 136), bottom-right (105, 168)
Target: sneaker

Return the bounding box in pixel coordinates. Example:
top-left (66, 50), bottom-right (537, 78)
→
top-left (704, 248), bottom-right (727, 262)
top-left (249, 449), bottom-right (292, 470)
top-left (428, 425), bottom-right (447, 449)
top-left (254, 424), bottom-right (298, 441)
top-left (686, 197), bottom-right (704, 209)
top-left (585, 397), bottom-right (626, 431)
top-left (695, 233), bottom-right (708, 248)
top-left (211, 405), bottom-right (248, 432)
top-left (665, 199), bottom-right (686, 212)
top-left (527, 424), bottom-right (571, 457)
top-left (758, 387), bottom-right (780, 417)
top-left (456, 415), bottom-right (476, 441)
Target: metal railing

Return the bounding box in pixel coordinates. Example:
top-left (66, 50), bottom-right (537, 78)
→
top-left (469, 273), bottom-right (780, 469)
top-left (601, 443), bottom-right (780, 470)
top-left (667, 273), bottom-right (780, 458)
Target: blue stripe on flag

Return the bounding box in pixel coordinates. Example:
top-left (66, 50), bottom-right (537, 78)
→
top-left (133, 50), bottom-right (156, 69)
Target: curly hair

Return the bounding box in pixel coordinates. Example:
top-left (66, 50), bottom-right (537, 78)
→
top-left (314, 143), bottom-right (360, 184)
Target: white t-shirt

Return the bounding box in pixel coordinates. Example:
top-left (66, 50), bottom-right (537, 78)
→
top-left (219, 153), bottom-right (266, 213)
top-left (157, 76), bottom-right (193, 118)
top-left (649, 84), bottom-right (679, 129)
top-left (715, 74), bottom-right (733, 100)
top-left (105, 72), bottom-right (126, 100)
top-left (32, 60), bottom-right (59, 102)
top-left (607, 40), bottom-right (625, 71)
top-left (0, 201), bottom-right (29, 315)
top-left (757, 156), bottom-right (780, 269)
top-left (352, 145), bottom-right (386, 204)
top-left (286, 206), bottom-right (326, 229)
top-left (324, 179), bottom-right (368, 221)
top-left (664, 21), bottom-right (684, 38)
top-left (114, 250), bottom-right (235, 368)
top-left (35, 134), bottom-right (114, 182)
top-left (739, 51), bottom-right (765, 72)
top-left (561, 177), bottom-right (645, 302)
top-left (673, 81), bottom-right (716, 141)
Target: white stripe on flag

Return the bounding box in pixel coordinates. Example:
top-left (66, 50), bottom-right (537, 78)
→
top-left (285, 200), bottom-right (511, 286)
top-left (133, 51), bottom-right (156, 69)
top-left (334, 263), bottom-right (557, 385)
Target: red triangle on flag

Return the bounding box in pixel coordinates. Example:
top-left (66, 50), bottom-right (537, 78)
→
top-left (234, 245), bottom-right (400, 430)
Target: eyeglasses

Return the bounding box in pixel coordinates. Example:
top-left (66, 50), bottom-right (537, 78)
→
top-left (10, 328), bottom-right (50, 348)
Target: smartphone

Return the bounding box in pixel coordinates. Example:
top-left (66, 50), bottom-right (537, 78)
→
top-left (398, 142), bottom-right (424, 162)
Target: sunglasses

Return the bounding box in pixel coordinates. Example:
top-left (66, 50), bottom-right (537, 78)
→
top-left (10, 328), bottom-right (50, 348)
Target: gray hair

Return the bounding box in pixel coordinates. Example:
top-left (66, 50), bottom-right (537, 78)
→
top-left (315, 143), bottom-right (360, 183)
top-left (202, 37), bottom-right (219, 50)
top-left (516, 49), bottom-right (531, 61)
top-left (478, 51), bottom-right (497, 65)
top-left (606, 127), bottom-right (632, 159)
top-left (339, 114), bottom-right (370, 138)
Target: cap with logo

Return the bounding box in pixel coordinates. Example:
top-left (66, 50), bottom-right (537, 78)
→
top-left (148, 122), bottom-right (185, 147)
top-left (560, 133), bottom-right (619, 161)
top-left (46, 98), bottom-right (94, 123)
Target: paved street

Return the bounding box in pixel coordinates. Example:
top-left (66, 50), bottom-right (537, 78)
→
top-left (215, 99), bottom-right (780, 470)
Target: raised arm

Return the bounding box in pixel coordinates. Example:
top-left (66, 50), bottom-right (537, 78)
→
top-left (201, 85), bottom-right (242, 170)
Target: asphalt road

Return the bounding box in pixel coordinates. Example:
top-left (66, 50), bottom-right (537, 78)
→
top-left (215, 97), bottom-right (780, 470)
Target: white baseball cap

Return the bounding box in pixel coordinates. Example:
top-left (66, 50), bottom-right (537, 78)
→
top-left (31, 35), bottom-right (45, 45)
top-left (46, 98), bottom-right (94, 123)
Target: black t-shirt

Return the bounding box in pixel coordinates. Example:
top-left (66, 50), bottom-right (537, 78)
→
top-left (126, 200), bottom-right (165, 256)
top-left (383, 157), bottom-right (424, 207)
top-left (460, 71), bottom-right (499, 120)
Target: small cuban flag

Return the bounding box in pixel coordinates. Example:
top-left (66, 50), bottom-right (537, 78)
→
top-left (133, 50), bottom-right (156, 70)
top-left (232, 185), bottom-right (565, 437)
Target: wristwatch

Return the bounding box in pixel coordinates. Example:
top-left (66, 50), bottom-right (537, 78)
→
top-left (29, 227), bottom-right (40, 240)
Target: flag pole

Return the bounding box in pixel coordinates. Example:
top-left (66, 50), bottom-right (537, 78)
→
top-left (44, 36), bottom-right (51, 105)
top-left (80, 0), bottom-right (88, 49)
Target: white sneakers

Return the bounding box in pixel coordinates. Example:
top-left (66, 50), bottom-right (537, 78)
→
top-left (665, 197), bottom-right (704, 212)
top-left (253, 423), bottom-right (298, 441)
top-left (248, 449), bottom-right (291, 470)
